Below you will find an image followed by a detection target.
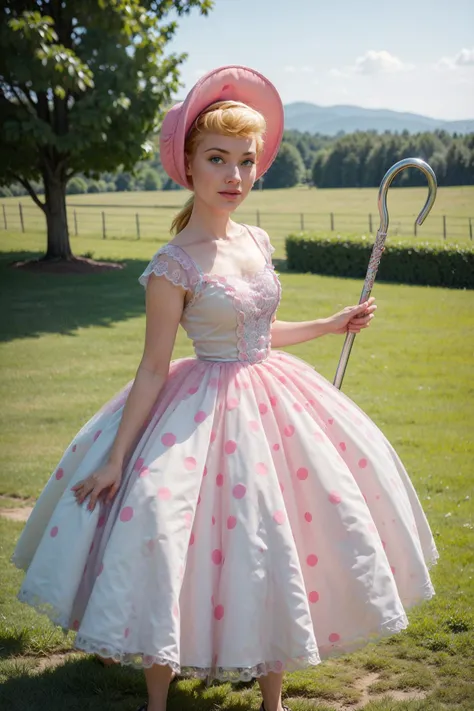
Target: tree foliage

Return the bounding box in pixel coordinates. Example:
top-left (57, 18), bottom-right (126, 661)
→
top-left (263, 142), bottom-right (305, 189)
top-left (304, 130), bottom-right (474, 188)
top-left (0, 0), bottom-right (213, 257)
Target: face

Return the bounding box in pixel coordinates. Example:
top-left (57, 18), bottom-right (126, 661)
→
top-left (185, 132), bottom-right (258, 212)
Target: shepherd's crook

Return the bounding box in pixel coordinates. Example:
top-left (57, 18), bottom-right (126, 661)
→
top-left (333, 157), bottom-right (437, 390)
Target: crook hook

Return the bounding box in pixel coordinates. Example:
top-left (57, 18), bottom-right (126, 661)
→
top-left (333, 157), bottom-right (437, 390)
top-left (378, 157), bottom-right (437, 235)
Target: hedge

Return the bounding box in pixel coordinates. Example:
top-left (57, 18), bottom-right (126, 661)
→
top-left (285, 233), bottom-right (474, 289)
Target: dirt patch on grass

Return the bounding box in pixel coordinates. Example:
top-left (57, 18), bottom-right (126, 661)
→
top-left (0, 495), bottom-right (35, 521)
top-left (331, 671), bottom-right (428, 709)
top-left (34, 652), bottom-right (77, 674)
top-left (0, 506), bottom-right (33, 522)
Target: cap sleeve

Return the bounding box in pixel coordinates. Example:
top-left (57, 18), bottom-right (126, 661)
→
top-left (138, 244), bottom-right (200, 291)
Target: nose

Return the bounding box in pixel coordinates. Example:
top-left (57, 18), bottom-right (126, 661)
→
top-left (225, 163), bottom-right (241, 185)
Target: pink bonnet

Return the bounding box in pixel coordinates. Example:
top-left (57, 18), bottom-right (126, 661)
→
top-left (160, 65), bottom-right (284, 189)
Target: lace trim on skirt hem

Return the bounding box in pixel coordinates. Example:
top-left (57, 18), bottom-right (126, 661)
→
top-left (73, 609), bottom-right (419, 681)
top-left (74, 634), bottom-right (322, 682)
top-left (427, 546), bottom-right (440, 569)
top-left (16, 586), bottom-right (436, 684)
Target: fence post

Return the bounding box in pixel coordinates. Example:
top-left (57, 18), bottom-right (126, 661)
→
top-left (330, 212), bottom-right (334, 231)
top-left (136, 213), bottom-right (140, 240)
top-left (256, 209), bottom-right (260, 228)
top-left (19, 202), bottom-right (24, 233)
top-left (3, 205), bottom-right (7, 230)
top-left (300, 213), bottom-right (304, 231)
top-left (102, 211), bottom-right (106, 239)
top-left (414, 220), bottom-right (417, 237)
top-left (469, 218), bottom-right (472, 241)
top-left (368, 214), bottom-right (373, 233)
top-left (443, 215), bottom-right (446, 240)
top-left (74, 210), bottom-right (78, 236)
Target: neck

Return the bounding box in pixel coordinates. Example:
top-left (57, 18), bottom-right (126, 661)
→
top-left (186, 194), bottom-right (237, 240)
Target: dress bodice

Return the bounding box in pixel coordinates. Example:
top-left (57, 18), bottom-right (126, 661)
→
top-left (139, 225), bottom-right (281, 364)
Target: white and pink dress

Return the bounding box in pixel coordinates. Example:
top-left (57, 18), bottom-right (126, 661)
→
top-left (12, 225), bottom-right (438, 684)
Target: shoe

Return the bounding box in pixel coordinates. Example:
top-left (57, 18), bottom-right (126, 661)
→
top-left (259, 705), bottom-right (292, 711)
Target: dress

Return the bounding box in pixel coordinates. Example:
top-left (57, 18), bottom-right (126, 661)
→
top-left (12, 224), bottom-right (439, 685)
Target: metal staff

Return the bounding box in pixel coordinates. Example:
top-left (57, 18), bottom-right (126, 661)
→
top-left (333, 157), bottom-right (437, 390)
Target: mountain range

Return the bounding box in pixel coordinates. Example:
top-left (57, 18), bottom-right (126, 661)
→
top-left (283, 102), bottom-right (474, 135)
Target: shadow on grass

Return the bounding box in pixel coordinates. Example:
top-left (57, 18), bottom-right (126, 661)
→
top-left (0, 251), bottom-right (295, 344)
top-left (0, 653), bottom-right (258, 711)
top-left (0, 251), bottom-right (152, 343)
top-left (0, 631), bottom-right (30, 658)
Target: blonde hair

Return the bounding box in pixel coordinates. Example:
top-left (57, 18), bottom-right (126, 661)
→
top-left (170, 100), bottom-right (266, 234)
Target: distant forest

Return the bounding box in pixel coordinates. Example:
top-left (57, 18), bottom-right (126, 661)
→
top-left (2, 129), bottom-right (473, 198)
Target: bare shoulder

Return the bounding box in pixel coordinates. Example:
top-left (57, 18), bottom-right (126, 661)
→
top-left (244, 223), bottom-right (271, 239)
top-left (244, 224), bottom-right (274, 254)
top-left (167, 225), bottom-right (203, 249)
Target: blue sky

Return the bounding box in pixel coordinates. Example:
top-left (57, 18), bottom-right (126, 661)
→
top-left (166, 0), bottom-right (474, 120)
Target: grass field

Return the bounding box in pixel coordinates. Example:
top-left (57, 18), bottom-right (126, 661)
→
top-left (1, 185), bottom-right (473, 249)
top-left (0, 230), bottom-right (473, 710)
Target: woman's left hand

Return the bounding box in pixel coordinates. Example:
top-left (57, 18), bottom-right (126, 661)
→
top-left (328, 297), bottom-right (377, 335)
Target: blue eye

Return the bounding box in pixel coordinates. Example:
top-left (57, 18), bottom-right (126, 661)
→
top-left (242, 159), bottom-right (255, 166)
top-left (209, 156), bottom-right (223, 164)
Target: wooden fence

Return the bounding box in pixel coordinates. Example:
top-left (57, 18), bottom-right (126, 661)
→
top-left (3, 201), bottom-right (473, 243)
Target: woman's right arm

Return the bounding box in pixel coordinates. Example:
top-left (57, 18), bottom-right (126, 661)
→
top-left (106, 269), bottom-right (186, 467)
top-left (73, 265), bottom-right (187, 510)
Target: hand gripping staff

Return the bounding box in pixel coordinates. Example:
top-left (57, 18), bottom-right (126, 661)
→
top-left (333, 157), bottom-right (437, 390)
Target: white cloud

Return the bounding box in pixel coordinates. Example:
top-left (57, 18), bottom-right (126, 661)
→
top-left (330, 50), bottom-right (413, 78)
top-left (456, 48), bottom-right (474, 66)
top-left (353, 50), bottom-right (412, 75)
top-left (284, 65), bottom-right (314, 74)
top-left (437, 48), bottom-right (474, 70)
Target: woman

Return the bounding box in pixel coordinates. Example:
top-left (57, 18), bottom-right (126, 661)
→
top-left (12, 66), bottom-right (438, 711)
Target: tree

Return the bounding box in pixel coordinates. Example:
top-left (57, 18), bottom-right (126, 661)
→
top-left (311, 151), bottom-right (327, 187)
top-left (66, 177), bottom-right (87, 195)
top-left (163, 176), bottom-right (183, 190)
top-left (87, 179), bottom-right (107, 193)
top-left (142, 169), bottom-right (162, 191)
top-left (263, 142), bottom-right (305, 189)
top-left (0, 0), bottom-right (213, 262)
top-left (115, 172), bottom-right (135, 192)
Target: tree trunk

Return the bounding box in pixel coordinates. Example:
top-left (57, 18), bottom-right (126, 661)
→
top-left (44, 173), bottom-right (73, 260)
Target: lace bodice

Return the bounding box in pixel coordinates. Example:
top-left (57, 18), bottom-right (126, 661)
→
top-left (139, 225), bottom-right (281, 363)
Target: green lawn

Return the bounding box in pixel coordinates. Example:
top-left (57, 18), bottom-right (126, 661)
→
top-left (0, 231), bottom-right (473, 710)
top-left (1, 185), bottom-right (473, 246)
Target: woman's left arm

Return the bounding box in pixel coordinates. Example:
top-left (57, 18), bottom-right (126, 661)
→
top-left (270, 317), bottom-right (332, 347)
top-left (270, 297), bottom-right (377, 348)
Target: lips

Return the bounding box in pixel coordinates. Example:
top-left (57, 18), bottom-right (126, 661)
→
top-left (219, 190), bottom-right (242, 195)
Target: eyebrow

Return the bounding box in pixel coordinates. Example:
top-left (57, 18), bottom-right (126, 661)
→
top-left (204, 147), bottom-right (256, 156)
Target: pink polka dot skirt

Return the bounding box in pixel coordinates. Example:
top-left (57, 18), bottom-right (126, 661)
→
top-left (12, 349), bottom-right (439, 683)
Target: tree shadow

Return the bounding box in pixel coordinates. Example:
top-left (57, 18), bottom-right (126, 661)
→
top-left (0, 250), bottom-right (296, 344)
top-left (0, 251), bottom-right (152, 343)
top-left (0, 653), bottom-right (257, 711)
top-left (0, 631), bottom-right (32, 659)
